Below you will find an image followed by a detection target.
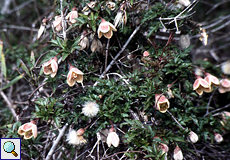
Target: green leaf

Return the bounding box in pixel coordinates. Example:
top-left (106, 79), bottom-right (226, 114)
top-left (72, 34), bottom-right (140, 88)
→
top-left (20, 60), bottom-right (31, 76)
top-left (1, 74), bottom-right (24, 91)
top-left (0, 41), bottom-right (7, 78)
top-left (30, 51), bottom-right (35, 66)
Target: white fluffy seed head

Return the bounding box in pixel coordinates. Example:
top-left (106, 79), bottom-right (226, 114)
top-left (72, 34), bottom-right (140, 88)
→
top-left (82, 101), bottom-right (100, 117)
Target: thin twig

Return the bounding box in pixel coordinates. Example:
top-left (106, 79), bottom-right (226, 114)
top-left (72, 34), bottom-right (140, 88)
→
top-left (205, 88), bottom-right (217, 115)
top-left (204, 103), bottom-right (230, 117)
top-left (0, 91), bottom-right (17, 119)
top-left (103, 39), bottom-right (110, 77)
top-left (167, 110), bottom-right (185, 130)
top-left (94, 24), bottom-right (141, 86)
top-left (45, 123), bottom-right (68, 160)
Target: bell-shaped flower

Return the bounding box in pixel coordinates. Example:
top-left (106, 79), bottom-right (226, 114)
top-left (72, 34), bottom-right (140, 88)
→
top-left (18, 121), bottom-right (37, 139)
top-left (173, 146), bottom-right (183, 160)
top-left (159, 143), bottom-right (169, 155)
top-left (67, 66), bottom-right (84, 87)
top-left (37, 18), bottom-right (47, 40)
top-left (218, 78), bottom-right (230, 93)
top-left (220, 111), bottom-right (230, 126)
top-left (66, 8), bottom-right (78, 24)
top-left (221, 60), bottom-right (230, 75)
top-left (214, 133), bottom-right (223, 143)
top-left (188, 131), bottom-right (198, 143)
top-left (155, 94), bottom-right (170, 113)
top-left (43, 57), bottom-right (58, 78)
top-left (193, 76), bottom-right (210, 95)
top-left (79, 34), bottom-right (89, 50)
top-left (204, 73), bottom-right (220, 92)
top-left (52, 16), bottom-right (62, 32)
top-left (106, 128), bottom-right (119, 147)
top-left (98, 18), bottom-right (117, 39)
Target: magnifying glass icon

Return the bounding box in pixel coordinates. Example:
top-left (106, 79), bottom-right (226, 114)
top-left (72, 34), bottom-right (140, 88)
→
top-left (3, 141), bottom-right (18, 157)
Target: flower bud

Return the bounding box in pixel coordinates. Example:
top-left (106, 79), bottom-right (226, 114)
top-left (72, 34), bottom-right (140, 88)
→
top-left (188, 131), bottom-right (198, 143)
top-left (214, 133), bottom-right (223, 143)
top-left (173, 146), bottom-right (183, 160)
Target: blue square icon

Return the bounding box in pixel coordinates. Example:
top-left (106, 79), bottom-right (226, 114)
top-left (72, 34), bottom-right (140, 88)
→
top-left (0, 138), bottom-right (21, 160)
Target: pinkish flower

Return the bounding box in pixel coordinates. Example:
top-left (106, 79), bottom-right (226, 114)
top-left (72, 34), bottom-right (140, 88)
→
top-left (98, 18), bottom-right (117, 39)
top-left (106, 128), bottom-right (119, 147)
top-left (193, 76), bottom-right (210, 95)
top-left (143, 51), bottom-right (150, 57)
top-left (159, 143), bottom-right (169, 155)
top-left (18, 121), bottom-right (37, 139)
top-left (173, 146), bottom-right (183, 160)
top-left (67, 66), bottom-right (84, 87)
top-left (43, 57), bottom-right (58, 78)
top-left (220, 111), bottom-right (230, 126)
top-left (155, 94), bottom-right (170, 113)
top-left (52, 16), bottom-right (63, 32)
top-left (188, 131), bottom-right (198, 143)
top-left (214, 133), bottom-right (223, 143)
top-left (218, 78), bottom-right (230, 93)
top-left (204, 73), bottom-right (220, 92)
top-left (66, 9), bottom-right (78, 24)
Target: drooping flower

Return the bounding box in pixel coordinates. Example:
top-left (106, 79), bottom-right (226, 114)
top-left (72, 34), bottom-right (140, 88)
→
top-left (66, 8), bottom-right (78, 24)
top-left (52, 16), bottom-right (62, 32)
top-left (67, 66), bottom-right (84, 87)
top-left (106, 128), bottom-right (119, 147)
top-left (66, 129), bottom-right (87, 146)
top-left (82, 101), bottom-right (100, 117)
top-left (90, 38), bottom-right (103, 53)
top-left (173, 146), bottom-right (183, 160)
top-left (159, 143), bottom-right (169, 155)
top-left (193, 76), bottom-right (210, 95)
top-left (188, 131), bottom-right (198, 143)
top-left (179, 34), bottom-right (190, 49)
top-left (214, 133), bottom-right (223, 143)
top-left (37, 18), bottom-right (47, 40)
top-left (79, 34), bottom-right (89, 50)
top-left (18, 121), bottom-right (37, 139)
top-left (43, 57), bottom-right (58, 78)
top-left (221, 60), bottom-right (230, 75)
top-left (218, 78), bottom-right (230, 93)
top-left (114, 10), bottom-right (127, 28)
top-left (98, 18), bottom-right (117, 39)
top-left (106, 1), bottom-right (116, 10)
top-left (220, 111), bottom-right (230, 126)
top-left (155, 94), bottom-right (170, 113)
top-left (178, 0), bottom-right (191, 6)
top-left (204, 73), bottom-right (220, 92)
top-left (82, 1), bottom-right (96, 15)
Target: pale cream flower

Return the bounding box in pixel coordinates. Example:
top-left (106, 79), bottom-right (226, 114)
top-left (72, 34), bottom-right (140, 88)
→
top-left (82, 1), bottom-right (96, 15)
top-left (43, 57), bottom-right (58, 78)
top-left (79, 34), bottom-right (89, 50)
top-left (82, 101), bottom-right (99, 117)
top-left (106, 128), bottom-right (119, 147)
top-left (106, 1), bottom-right (116, 10)
top-left (67, 66), bottom-right (84, 87)
top-left (220, 111), bottom-right (230, 126)
top-left (214, 133), bottom-right (223, 143)
top-left (155, 94), bottom-right (170, 113)
top-left (159, 143), bottom-right (169, 155)
top-left (98, 18), bottom-right (117, 39)
top-left (178, 0), bottom-right (191, 7)
top-left (52, 16), bottom-right (62, 32)
top-left (221, 60), bottom-right (230, 75)
top-left (204, 73), bottom-right (220, 92)
top-left (193, 76), bottom-right (210, 95)
top-left (18, 121), bottom-right (37, 139)
top-left (179, 34), bottom-right (190, 49)
top-left (173, 146), bottom-right (183, 160)
top-left (37, 18), bottom-right (47, 40)
top-left (218, 78), bottom-right (230, 93)
top-left (66, 9), bottom-right (78, 24)
top-left (66, 129), bottom-right (87, 145)
top-left (188, 131), bottom-right (198, 143)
